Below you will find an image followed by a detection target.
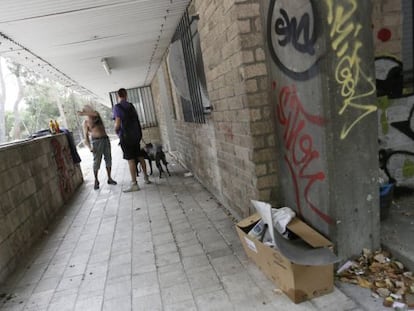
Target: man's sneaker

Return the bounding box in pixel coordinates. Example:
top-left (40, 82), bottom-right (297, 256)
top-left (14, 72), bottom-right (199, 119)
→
top-left (144, 176), bottom-right (152, 184)
top-left (107, 179), bottom-right (117, 185)
top-left (123, 183), bottom-right (140, 193)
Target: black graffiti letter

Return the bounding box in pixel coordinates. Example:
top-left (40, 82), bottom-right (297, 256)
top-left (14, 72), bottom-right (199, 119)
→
top-left (274, 9), bottom-right (315, 56)
top-left (275, 9), bottom-right (290, 46)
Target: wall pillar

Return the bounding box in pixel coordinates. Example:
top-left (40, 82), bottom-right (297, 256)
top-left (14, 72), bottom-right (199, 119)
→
top-left (264, 0), bottom-right (380, 260)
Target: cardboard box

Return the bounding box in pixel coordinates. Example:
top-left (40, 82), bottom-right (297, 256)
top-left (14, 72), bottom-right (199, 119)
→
top-left (236, 213), bottom-right (334, 303)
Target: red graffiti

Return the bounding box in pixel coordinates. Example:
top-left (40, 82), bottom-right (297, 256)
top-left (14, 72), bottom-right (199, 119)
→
top-left (51, 138), bottom-right (73, 200)
top-left (223, 125), bottom-right (234, 141)
top-left (277, 85), bottom-right (334, 225)
top-left (377, 28), bottom-right (391, 42)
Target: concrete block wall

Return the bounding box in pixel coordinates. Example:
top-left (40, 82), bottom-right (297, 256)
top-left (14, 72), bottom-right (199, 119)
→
top-left (150, 62), bottom-right (175, 151)
top-left (372, 0), bottom-right (402, 58)
top-left (142, 127), bottom-right (161, 146)
top-left (0, 134), bottom-right (83, 284)
top-left (149, 0), bottom-right (282, 218)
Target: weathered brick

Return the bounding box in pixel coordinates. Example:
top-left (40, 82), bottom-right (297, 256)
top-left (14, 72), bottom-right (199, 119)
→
top-left (250, 108), bottom-right (262, 121)
top-left (240, 63), bottom-right (267, 80)
top-left (382, 0), bottom-right (401, 12)
top-left (245, 79), bottom-right (258, 93)
top-left (253, 147), bottom-right (277, 162)
top-left (383, 13), bottom-right (401, 27)
top-left (240, 33), bottom-right (263, 49)
top-left (236, 3), bottom-right (261, 19)
top-left (255, 163), bottom-right (268, 176)
top-left (255, 47), bottom-right (266, 61)
top-left (238, 19), bottom-right (251, 33)
top-left (257, 174), bottom-right (278, 189)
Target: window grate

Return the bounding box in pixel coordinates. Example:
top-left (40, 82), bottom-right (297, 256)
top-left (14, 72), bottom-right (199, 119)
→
top-left (110, 86), bottom-right (157, 128)
top-left (174, 10), bottom-right (209, 123)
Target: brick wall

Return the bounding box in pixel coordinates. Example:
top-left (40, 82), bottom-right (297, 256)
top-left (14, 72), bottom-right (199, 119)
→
top-left (150, 0), bottom-right (281, 217)
top-left (0, 134), bottom-right (83, 283)
top-left (372, 0), bottom-right (402, 58)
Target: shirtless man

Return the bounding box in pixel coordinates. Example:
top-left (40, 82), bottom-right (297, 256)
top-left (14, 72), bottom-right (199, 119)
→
top-left (78, 105), bottom-right (117, 190)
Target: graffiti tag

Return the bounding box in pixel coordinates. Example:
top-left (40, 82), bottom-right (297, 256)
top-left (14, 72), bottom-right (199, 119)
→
top-left (267, 0), bottom-right (319, 80)
top-left (326, 0), bottom-right (377, 139)
top-left (275, 9), bottom-right (315, 55)
top-left (277, 85), bottom-right (334, 224)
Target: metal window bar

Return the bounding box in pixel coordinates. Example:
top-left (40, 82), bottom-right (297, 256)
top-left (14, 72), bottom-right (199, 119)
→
top-left (109, 86), bottom-right (157, 128)
top-left (177, 10), bottom-right (205, 123)
top-left (141, 87), bottom-right (157, 127)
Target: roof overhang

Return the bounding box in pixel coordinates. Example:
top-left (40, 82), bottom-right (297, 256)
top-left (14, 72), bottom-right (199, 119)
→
top-left (0, 0), bottom-right (190, 106)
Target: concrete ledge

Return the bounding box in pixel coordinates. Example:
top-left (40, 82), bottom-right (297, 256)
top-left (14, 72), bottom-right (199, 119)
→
top-left (0, 134), bottom-right (83, 284)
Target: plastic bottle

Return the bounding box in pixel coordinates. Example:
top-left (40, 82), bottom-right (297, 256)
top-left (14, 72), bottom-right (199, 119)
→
top-left (49, 120), bottom-right (56, 134)
top-left (54, 120), bottom-right (60, 133)
top-left (248, 219), bottom-right (266, 239)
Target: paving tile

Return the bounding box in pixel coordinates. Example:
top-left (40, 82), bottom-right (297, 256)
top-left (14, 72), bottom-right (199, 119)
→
top-left (154, 243), bottom-right (178, 256)
top-left (194, 290), bottom-right (233, 311)
top-left (179, 243), bottom-right (205, 258)
top-left (164, 299), bottom-right (197, 311)
top-left (186, 266), bottom-right (222, 296)
top-left (21, 289), bottom-right (54, 310)
top-left (161, 283), bottom-right (193, 305)
top-left (132, 293), bottom-right (162, 311)
top-left (104, 276), bottom-right (131, 300)
top-left (131, 277), bottom-right (160, 298)
top-left (0, 147), bottom-right (381, 311)
top-left (32, 277), bottom-right (60, 294)
top-left (158, 268), bottom-right (187, 290)
top-left (210, 254), bottom-right (245, 277)
top-left (182, 255), bottom-right (211, 272)
top-left (102, 295), bottom-right (132, 311)
top-left (74, 295), bottom-right (103, 311)
top-left (155, 250), bottom-right (180, 267)
top-left (107, 263), bottom-right (132, 281)
top-left (78, 275), bottom-right (106, 294)
top-left (48, 291), bottom-right (77, 311)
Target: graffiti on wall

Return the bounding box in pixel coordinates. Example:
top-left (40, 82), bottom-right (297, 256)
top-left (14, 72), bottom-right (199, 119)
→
top-left (378, 95), bottom-right (414, 186)
top-left (267, 0), bottom-right (320, 80)
top-left (276, 85), bottom-right (334, 225)
top-left (325, 0), bottom-right (377, 140)
top-left (51, 138), bottom-right (73, 200)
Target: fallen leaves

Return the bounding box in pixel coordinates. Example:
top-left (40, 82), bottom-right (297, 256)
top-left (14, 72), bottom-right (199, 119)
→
top-left (337, 249), bottom-right (414, 308)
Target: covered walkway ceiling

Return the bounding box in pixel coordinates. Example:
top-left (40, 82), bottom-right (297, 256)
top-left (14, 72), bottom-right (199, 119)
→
top-left (0, 0), bottom-right (190, 106)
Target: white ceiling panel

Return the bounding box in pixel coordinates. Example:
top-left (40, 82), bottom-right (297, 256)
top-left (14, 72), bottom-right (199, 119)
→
top-left (0, 0), bottom-right (190, 105)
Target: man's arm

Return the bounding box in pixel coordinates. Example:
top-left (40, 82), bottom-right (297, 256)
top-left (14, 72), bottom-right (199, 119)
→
top-left (114, 117), bottom-right (121, 135)
top-left (82, 120), bottom-right (92, 152)
top-left (77, 110), bottom-right (98, 117)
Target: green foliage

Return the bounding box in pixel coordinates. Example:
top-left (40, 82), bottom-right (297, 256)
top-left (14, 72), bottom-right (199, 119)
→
top-left (24, 82), bottom-right (60, 133)
top-left (0, 57), bottom-right (112, 143)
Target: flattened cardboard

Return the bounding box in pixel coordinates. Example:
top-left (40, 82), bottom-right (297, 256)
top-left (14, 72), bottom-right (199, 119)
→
top-left (236, 214), bottom-right (334, 303)
top-left (287, 218), bottom-right (332, 248)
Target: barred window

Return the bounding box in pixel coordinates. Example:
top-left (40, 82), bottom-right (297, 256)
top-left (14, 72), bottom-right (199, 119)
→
top-left (170, 9), bottom-right (210, 123)
top-left (110, 86), bottom-right (157, 128)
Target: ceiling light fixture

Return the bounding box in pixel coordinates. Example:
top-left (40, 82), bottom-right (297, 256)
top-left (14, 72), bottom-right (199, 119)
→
top-left (101, 58), bottom-right (111, 75)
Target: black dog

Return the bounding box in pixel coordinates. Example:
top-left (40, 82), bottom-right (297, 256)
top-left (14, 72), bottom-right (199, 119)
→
top-left (143, 143), bottom-right (171, 178)
top-left (136, 148), bottom-right (153, 176)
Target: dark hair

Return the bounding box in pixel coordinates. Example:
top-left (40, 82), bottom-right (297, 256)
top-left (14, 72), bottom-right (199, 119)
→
top-left (117, 88), bottom-right (127, 98)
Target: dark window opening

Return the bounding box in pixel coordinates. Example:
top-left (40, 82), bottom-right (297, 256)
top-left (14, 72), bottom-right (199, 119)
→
top-left (173, 9), bottom-right (210, 123)
top-left (110, 86), bottom-right (157, 129)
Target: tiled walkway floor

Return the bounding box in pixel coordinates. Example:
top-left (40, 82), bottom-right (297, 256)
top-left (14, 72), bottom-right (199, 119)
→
top-left (1, 142), bottom-right (363, 310)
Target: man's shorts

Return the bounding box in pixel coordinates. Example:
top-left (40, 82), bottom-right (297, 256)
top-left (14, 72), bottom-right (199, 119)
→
top-left (91, 136), bottom-right (111, 171)
top-left (120, 141), bottom-right (141, 160)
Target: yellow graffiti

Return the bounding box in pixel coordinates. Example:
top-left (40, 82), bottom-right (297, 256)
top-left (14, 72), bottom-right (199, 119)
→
top-left (326, 0), bottom-right (377, 140)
